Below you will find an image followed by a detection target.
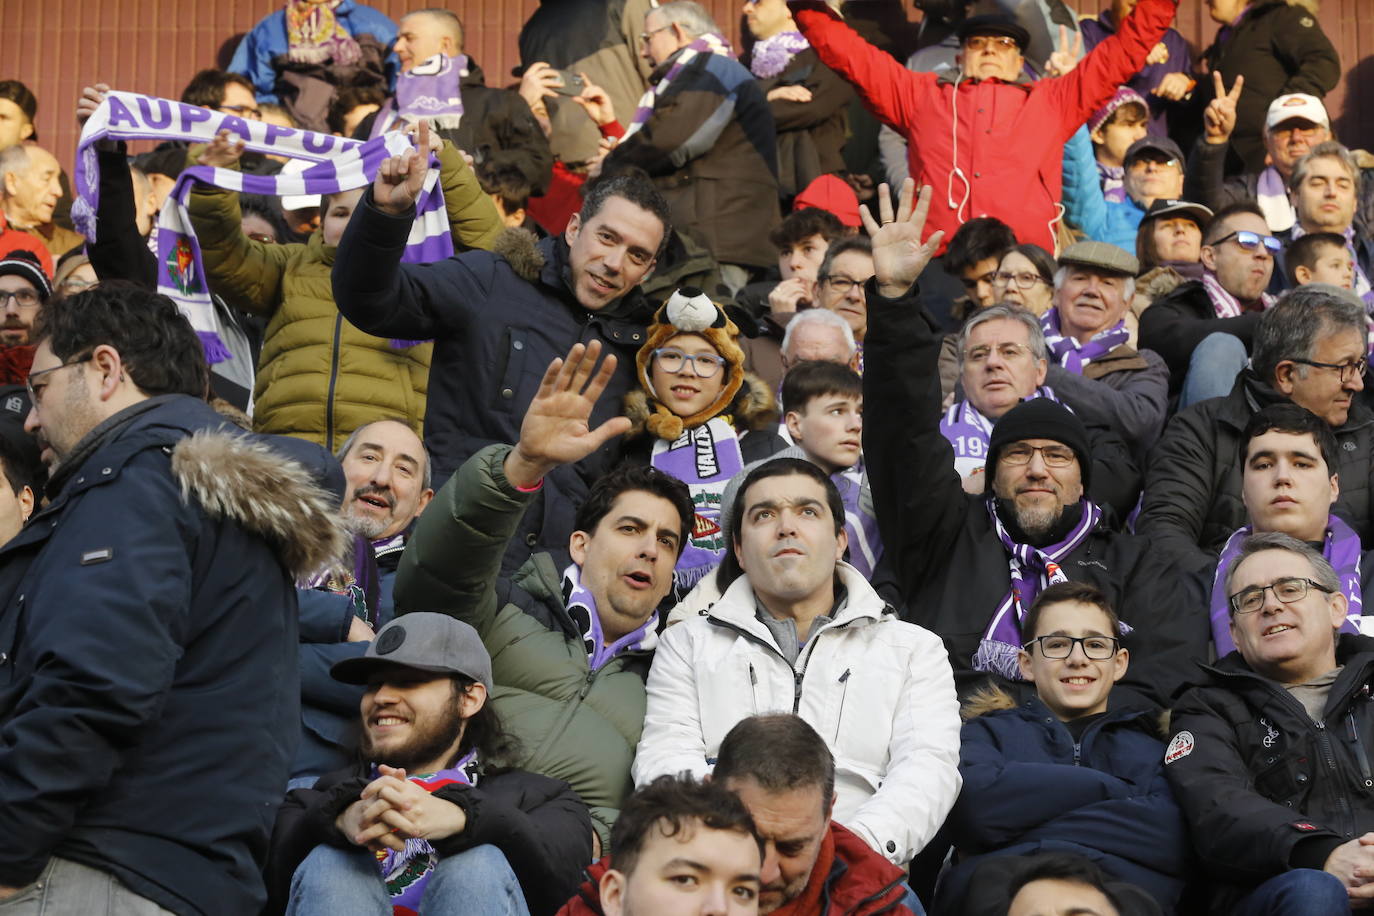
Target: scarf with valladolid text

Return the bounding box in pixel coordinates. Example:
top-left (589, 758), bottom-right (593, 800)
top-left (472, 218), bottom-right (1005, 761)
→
top-left (562, 564), bottom-right (659, 671)
top-left (1210, 516), bottom-right (1365, 655)
top-left (623, 33), bottom-right (736, 140)
top-left (650, 416), bottom-right (746, 587)
top-left (73, 92), bottom-right (451, 362)
top-left (373, 751), bottom-right (480, 914)
top-left (749, 31), bottom-right (809, 79)
top-left (974, 499), bottom-right (1103, 680)
top-left (1041, 307), bottom-right (1129, 374)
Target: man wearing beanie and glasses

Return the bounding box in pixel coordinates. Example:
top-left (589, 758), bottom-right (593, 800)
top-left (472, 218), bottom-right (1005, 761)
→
top-left (861, 179), bottom-right (1207, 710)
top-left (0, 250), bottom-right (50, 384)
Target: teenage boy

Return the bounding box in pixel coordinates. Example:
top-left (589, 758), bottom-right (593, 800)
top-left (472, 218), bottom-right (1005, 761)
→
top-left (1087, 88), bottom-right (1150, 202)
top-left (1286, 232), bottom-right (1356, 290)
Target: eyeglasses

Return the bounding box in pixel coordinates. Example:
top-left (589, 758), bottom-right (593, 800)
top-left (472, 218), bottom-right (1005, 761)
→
top-left (57, 277), bottom-right (95, 294)
top-left (1128, 156), bottom-right (1180, 170)
top-left (653, 347), bottom-right (726, 379)
top-left (1229, 576), bottom-right (1334, 615)
top-left (219, 104), bottom-right (261, 120)
top-left (640, 24), bottom-right (671, 45)
top-left (964, 35), bottom-right (1019, 52)
top-left (26, 354), bottom-right (94, 405)
top-left (0, 289), bottom-right (40, 309)
top-left (1289, 355), bottom-right (1368, 384)
top-left (965, 342), bottom-right (1032, 363)
top-left (1022, 635), bottom-right (1120, 659)
top-left (999, 443), bottom-right (1076, 467)
top-left (960, 270), bottom-right (997, 292)
top-left (1211, 229), bottom-right (1283, 255)
top-left (820, 275), bottom-right (867, 297)
top-left (992, 270), bottom-right (1046, 290)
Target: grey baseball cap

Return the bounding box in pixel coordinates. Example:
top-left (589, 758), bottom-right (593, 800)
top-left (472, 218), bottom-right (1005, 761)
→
top-left (331, 612), bottom-right (494, 692)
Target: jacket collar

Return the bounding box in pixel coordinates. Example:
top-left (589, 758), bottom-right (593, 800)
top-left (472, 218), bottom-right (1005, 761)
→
top-left (1230, 369), bottom-right (1374, 433)
top-left (936, 68), bottom-right (1035, 89)
top-left (536, 235), bottom-right (654, 327)
top-left (707, 562), bottom-right (890, 643)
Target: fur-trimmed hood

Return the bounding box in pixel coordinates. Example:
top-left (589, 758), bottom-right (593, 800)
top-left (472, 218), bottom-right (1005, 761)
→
top-left (171, 430), bottom-right (347, 580)
top-left (960, 682), bottom-right (1171, 736)
top-left (492, 226), bottom-right (545, 283)
top-left (624, 370), bottom-right (778, 440)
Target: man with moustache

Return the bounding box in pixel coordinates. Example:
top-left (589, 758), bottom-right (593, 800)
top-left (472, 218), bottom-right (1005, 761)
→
top-left (0, 251), bottom-right (49, 384)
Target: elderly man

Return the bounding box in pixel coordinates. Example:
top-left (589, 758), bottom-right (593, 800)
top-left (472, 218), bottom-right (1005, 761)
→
top-left (1273, 142), bottom-right (1374, 302)
top-left (0, 145), bottom-right (81, 260)
top-left (790, 0), bottom-right (1177, 253)
top-left (603, 1), bottom-right (779, 290)
top-left (1139, 202), bottom-right (1277, 405)
top-left (780, 308), bottom-right (856, 374)
top-left (1038, 241), bottom-right (1169, 456)
top-left (1166, 532), bottom-right (1374, 913)
top-left (1139, 286), bottom-right (1372, 572)
top-left (863, 180), bottom-right (1207, 710)
top-left (1069, 135), bottom-right (1188, 253)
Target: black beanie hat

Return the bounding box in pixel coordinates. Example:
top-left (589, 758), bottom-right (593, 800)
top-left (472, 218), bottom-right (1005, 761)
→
top-left (987, 399), bottom-right (1092, 490)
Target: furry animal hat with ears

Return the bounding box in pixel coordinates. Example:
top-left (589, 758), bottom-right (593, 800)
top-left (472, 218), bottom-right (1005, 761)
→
top-left (635, 286), bottom-right (746, 442)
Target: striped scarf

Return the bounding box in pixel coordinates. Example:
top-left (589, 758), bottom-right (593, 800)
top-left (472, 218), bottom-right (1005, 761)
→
top-left (374, 751), bottom-right (480, 914)
top-left (285, 0), bottom-right (361, 66)
top-left (73, 92), bottom-right (452, 362)
top-left (1041, 307), bottom-right (1130, 374)
top-left (623, 33), bottom-right (736, 140)
top-left (749, 30), bottom-right (809, 79)
top-left (1202, 269), bottom-right (1274, 319)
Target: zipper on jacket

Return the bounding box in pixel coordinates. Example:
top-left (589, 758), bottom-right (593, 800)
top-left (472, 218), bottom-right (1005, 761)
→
top-left (1072, 741), bottom-right (1082, 767)
top-left (834, 668), bottom-right (851, 742)
top-left (748, 663), bottom-right (759, 714)
top-left (1348, 711), bottom-right (1374, 788)
top-left (324, 313), bottom-right (344, 448)
top-left (1315, 721), bottom-right (1355, 835)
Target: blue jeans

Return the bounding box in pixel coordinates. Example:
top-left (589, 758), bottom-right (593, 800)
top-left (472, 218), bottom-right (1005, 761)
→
top-left (1231, 868), bottom-right (1349, 916)
top-left (286, 843), bottom-right (531, 916)
top-left (0, 858), bottom-right (174, 915)
top-left (900, 884), bottom-right (927, 915)
top-left (1178, 331), bottom-right (1249, 409)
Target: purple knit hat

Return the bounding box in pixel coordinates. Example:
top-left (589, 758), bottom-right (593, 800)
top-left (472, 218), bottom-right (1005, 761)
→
top-left (1088, 87), bottom-right (1148, 135)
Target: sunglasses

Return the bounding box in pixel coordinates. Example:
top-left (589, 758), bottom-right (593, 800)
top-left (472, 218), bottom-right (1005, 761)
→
top-left (1211, 229), bottom-right (1282, 254)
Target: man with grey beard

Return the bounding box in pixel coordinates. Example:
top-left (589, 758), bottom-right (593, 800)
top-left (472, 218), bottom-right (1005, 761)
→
top-left (290, 418), bottom-right (435, 783)
top-left (860, 180), bottom-right (1208, 711)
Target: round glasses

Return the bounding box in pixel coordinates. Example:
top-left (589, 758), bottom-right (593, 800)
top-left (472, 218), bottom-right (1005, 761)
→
top-left (653, 347), bottom-right (725, 379)
top-left (1022, 635), bottom-right (1120, 659)
top-left (1229, 576), bottom-right (1334, 615)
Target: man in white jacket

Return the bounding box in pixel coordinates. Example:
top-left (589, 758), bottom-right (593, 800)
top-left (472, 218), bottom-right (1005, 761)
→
top-left (632, 454), bottom-right (962, 866)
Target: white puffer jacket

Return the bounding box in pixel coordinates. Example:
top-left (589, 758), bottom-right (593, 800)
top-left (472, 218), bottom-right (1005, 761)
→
top-left (633, 562), bottom-right (962, 865)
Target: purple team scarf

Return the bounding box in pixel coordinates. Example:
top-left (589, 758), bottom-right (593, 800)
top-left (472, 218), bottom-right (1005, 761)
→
top-left (975, 498), bottom-right (1103, 680)
top-left (73, 92), bottom-right (452, 361)
top-left (941, 387), bottom-right (1058, 478)
top-left (1041, 307), bottom-right (1129, 374)
top-left (834, 464), bottom-right (882, 579)
top-left (1210, 516), bottom-right (1365, 655)
top-left (1256, 166), bottom-right (1296, 233)
top-left (373, 750), bottom-right (480, 914)
top-left (749, 30), bottom-right (810, 79)
top-left (1203, 269), bottom-right (1275, 319)
top-left (1097, 162), bottom-right (1127, 204)
top-left (562, 564), bottom-right (659, 671)
top-left (624, 33), bottom-right (736, 139)
top-left (650, 416), bottom-right (746, 585)
top-left (373, 54), bottom-right (469, 134)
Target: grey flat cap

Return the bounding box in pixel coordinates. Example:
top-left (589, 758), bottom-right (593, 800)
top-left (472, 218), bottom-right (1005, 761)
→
top-left (1058, 241), bottom-right (1139, 277)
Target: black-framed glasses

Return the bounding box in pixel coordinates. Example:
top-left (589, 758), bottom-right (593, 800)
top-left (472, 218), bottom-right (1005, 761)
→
top-left (820, 275), bottom-right (867, 297)
top-left (992, 270), bottom-right (1047, 290)
top-left (219, 104), bottom-right (261, 120)
top-left (999, 443), bottom-right (1076, 467)
top-left (1211, 229), bottom-right (1282, 254)
top-left (1229, 576), bottom-right (1335, 615)
top-left (1022, 635), bottom-right (1120, 659)
top-left (26, 354), bottom-right (94, 405)
top-left (1289, 356), bottom-right (1368, 384)
top-left (0, 289), bottom-right (40, 309)
top-left (653, 347), bottom-right (726, 379)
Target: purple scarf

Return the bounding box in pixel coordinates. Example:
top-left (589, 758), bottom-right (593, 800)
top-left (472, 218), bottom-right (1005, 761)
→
top-left (975, 499), bottom-right (1103, 680)
top-left (1256, 166), bottom-right (1296, 233)
top-left (373, 751), bottom-right (480, 913)
top-left (750, 31), bottom-right (810, 79)
top-left (624, 33), bottom-right (735, 139)
top-left (1097, 161), bottom-right (1126, 205)
top-left (562, 564), bottom-right (658, 671)
top-left (940, 387), bottom-right (1058, 478)
top-left (834, 464), bottom-right (882, 579)
top-left (1211, 516), bottom-right (1365, 655)
top-left (383, 54), bottom-right (468, 132)
top-left (1041, 307), bottom-right (1129, 374)
top-left (650, 417), bottom-right (745, 586)
top-left (1203, 269), bottom-right (1274, 319)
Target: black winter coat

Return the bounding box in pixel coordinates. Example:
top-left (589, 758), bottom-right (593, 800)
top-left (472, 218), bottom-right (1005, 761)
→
top-left (439, 59), bottom-right (554, 196)
top-left (755, 47), bottom-right (854, 200)
top-left (265, 762), bottom-right (593, 916)
top-left (1137, 279), bottom-right (1264, 401)
top-left (0, 395), bottom-right (339, 915)
top-left (1166, 635), bottom-right (1374, 911)
top-left (1136, 370), bottom-right (1374, 571)
top-left (862, 285), bottom-right (1209, 711)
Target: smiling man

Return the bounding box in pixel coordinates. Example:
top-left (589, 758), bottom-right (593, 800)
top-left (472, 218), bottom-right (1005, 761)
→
top-left (1167, 532), bottom-right (1374, 913)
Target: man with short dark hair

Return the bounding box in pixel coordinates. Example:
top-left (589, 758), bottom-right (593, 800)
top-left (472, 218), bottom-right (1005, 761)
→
top-left (1005, 855), bottom-right (1127, 916)
top-left (1273, 141), bottom-right (1374, 301)
top-left (0, 282), bottom-right (342, 913)
top-left (0, 251), bottom-right (49, 384)
top-left (0, 81), bottom-right (37, 150)
top-left (1139, 286), bottom-right (1373, 571)
top-left (812, 237), bottom-right (873, 370)
top-left (395, 342), bottom-right (695, 854)
top-left (942, 217), bottom-right (1016, 315)
top-left (1167, 532), bottom-right (1374, 913)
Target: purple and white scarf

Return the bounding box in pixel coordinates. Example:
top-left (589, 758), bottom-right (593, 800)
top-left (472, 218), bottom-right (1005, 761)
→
top-left (834, 463), bottom-right (882, 579)
top-left (372, 54), bottom-right (469, 135)
top-left (1210, 516), bottom-right (1365, 655)
top-left (1042, 307), bottom-right (1129, 374)
top-left (624, 33), bottom-right (736, 140)
top-left (974, 498), bottom-right (1103, 680)
top-left (750, 30), bottom-right (809, 79)
top-left (1097, 161), bottom-right (1126, 205)
top-left (373, 751), bottom-right (481, 913)
top-left (651, 416), bottom-right (745, 587)
top-left (1203, 269), bottom-right (1275, 319)
top-left (1256, 166), bottom-right (1296, 234)
top-left (940, 387), bottom-right (1058, 478)
top-left (73, 92), bottom-right (452, 362)
top-left (562, 563), bottom-right (658, 671)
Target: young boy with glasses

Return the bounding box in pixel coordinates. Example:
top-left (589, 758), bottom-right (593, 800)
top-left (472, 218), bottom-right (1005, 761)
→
top-left (931, 580), bottom-right (1190, 915)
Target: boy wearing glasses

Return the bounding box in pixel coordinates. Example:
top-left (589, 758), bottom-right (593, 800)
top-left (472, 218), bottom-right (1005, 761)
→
top-left (934, 581), bottom-right (1190, 915)
top-left (1166, 530), bottom-right (1374, 914)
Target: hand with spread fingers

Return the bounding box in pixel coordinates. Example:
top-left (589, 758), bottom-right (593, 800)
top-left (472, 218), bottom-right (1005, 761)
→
top-left (860, 179), bottom-right (945, 299)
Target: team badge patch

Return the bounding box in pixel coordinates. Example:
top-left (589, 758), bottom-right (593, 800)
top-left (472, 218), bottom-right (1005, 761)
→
top-left (1164, 730), bottom-right (1194, 764)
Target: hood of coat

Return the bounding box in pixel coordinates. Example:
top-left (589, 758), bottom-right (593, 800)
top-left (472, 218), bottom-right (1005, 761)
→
top-left (171, 429), bottom-right (348, 580)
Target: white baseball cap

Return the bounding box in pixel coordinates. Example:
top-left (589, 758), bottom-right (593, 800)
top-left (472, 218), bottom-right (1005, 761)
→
top-left (1265, 94), bottom-right (1330, 132)
top-left (278, 157), bottom-right (322, 212)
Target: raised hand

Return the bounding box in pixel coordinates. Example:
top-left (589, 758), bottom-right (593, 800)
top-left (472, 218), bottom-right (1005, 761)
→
top-left (1203, 72), bottom-right (1243, 145)
top-left (518, 61), bottom-right (563, 118)
top-left (504, 341), bottom-right (633, 488)
top-left (196, 129), bottom-right (246, 169)
top-left (860, 179), bottom-right (945, 298)
top-left (768, 276), bottom-right (812, 321)
top-left (373, 118), bottom-right (433, 215)
top-left (1044, 25), bottom-right (1084, 78)
top-left (76, 83), bottom-right (111, 127)
top-left (572, 72), bottom-right (617, 127)
top-left (1151, 71), bottom-right (1195, 101)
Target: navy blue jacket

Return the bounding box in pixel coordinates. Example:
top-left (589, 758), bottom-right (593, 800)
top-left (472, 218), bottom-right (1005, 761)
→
top-left (0, 395), bottom-right (338, 915)
top-left (942, 695), bottom-right (1190, 910)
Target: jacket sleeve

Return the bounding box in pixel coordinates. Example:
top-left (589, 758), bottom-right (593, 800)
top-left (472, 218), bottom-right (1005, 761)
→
top-left (862, 283), bottom-right (972, 611)
top-left (87, 143), bottom-right (157, 288)
top-left (1136, 287), bottom-right (1263, 379)
top-left (608, 65), bottom-right (756, 175)
top-left (1048, 350), bottom-right (1170, 455)
top-left (437, 140), bottom-right (503, 252)
top-left (434, 775), bottom-right (593, 916)
top-left (188, 178), bottom-right (293, 316)
top-left (1165, 688), bottom-right (1345, 881)
top-left (766, 58), bottom-right (854, 133)
top-left (631, 620), bottom-right (713, 786)
top-left (1273, 6), bottom-right (1341, 99)
top-left (0, 457), bottom-right (203, 887)
top-left (845, 628), bottom-right (962, 865)
top-left (227, 15), bottom-right (282, 102)
top-left (393, 444), bottom-right (538, 635)
top-left (1061, 127), bottom-right (1109, 241)
top-left (263, 773), bottom-right (371, 916)
top-left (1084, 422), bottom-right (1141, 524)
top-left (1134, 407), bottom-right (1225, 570)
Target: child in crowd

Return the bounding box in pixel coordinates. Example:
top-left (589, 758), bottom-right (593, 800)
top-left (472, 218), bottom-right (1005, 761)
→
top-left (1088, 88), bottom-right (1150, 202)
top-left (625, 288), bottom-right (785, 592)
top-left (1287, 231), bottom-right (1356, 289)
